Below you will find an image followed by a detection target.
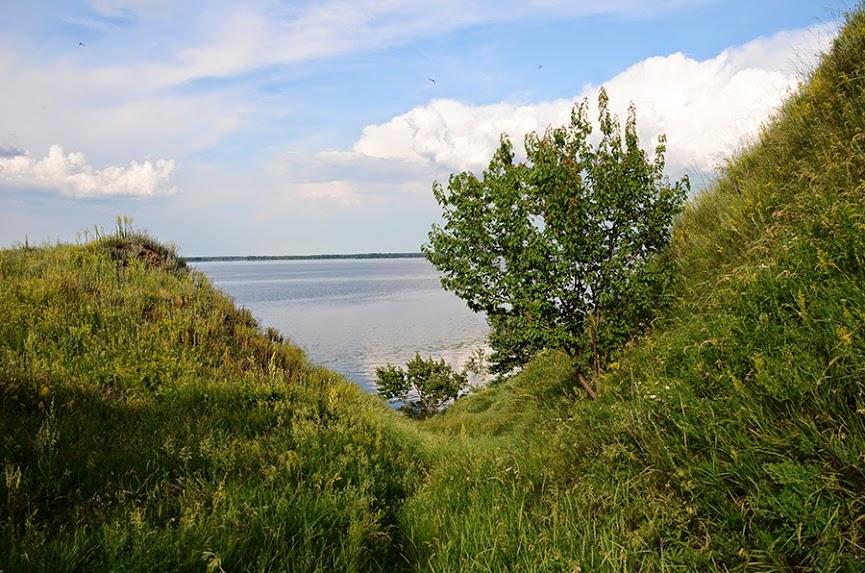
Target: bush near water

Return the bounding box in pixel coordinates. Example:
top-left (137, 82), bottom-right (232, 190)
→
top-left (3, 6), bottom-right (865, 572)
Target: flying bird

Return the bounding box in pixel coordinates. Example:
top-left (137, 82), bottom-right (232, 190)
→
top-left (428, 78), bottom-right (435, 84)
top-left (78, 42), bottom-right (86, 47)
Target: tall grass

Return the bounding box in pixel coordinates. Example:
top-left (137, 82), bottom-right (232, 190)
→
top-left (388, 5), bottom-right (865, 571)
top-left (3, 5), bottom-right (865, 571)
top-left (0, 229), bottom-right (426, 572)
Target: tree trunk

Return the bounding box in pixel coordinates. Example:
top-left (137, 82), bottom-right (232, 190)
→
top-left (577, 371), bottom-right (597, 401)
top-left (590, 313), bottom-right (601, 378)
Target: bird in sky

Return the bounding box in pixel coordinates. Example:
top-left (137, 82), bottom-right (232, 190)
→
top-left (78, 42), bottom-right (86, 47)
top-left (428, 78), bottom-right (435, 84)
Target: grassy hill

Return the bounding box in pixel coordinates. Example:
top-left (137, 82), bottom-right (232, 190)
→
top-left (0, 224), bottom-right (428, 571)
top-left (3, 6), bottom-right (865, 572)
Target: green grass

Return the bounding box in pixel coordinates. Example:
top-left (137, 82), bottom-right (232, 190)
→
top-left (4, 5), bottom-right (865, 571)
top-left (0, 231), bottom-right (427, 572)
top-left (395, 7), bottom-right (865, 570)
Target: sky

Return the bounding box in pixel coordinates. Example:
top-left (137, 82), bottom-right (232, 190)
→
top-left (0, 0), bottom-right (848, 256)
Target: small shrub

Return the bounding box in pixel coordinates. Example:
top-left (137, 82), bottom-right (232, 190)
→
top-left (376, 354), bottom-right (468, 419)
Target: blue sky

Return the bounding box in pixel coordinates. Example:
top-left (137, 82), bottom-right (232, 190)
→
top-left (0, 0), bottom-right (846, 255)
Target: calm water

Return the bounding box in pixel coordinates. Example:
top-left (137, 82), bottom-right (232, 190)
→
top-left (193, 258), bottom-right (489, 392)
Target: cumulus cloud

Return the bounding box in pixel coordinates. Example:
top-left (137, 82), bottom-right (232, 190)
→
top-left (353, 99), bottom-right (572, 169)
top-left (0, 0), bottom-right (734, 208)
top-left (351, 23), bottom-right (837, 177)
top-left (0, 145), bottom-right (179, 198)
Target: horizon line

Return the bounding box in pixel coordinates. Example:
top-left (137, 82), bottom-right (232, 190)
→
top-left (184, 252), bottom-right (425, 263)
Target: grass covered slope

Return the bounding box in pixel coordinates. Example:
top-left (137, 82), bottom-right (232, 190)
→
top-left (616, 11), bottom-right (865, 568)
top-left (3, 7), bottom-right (865, 572)
top-left (390, 8), bottom-right (865, 572)
top-left (0, 228), bottom-right (426, 572)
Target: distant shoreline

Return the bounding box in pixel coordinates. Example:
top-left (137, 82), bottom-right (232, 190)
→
top-left (184, 252), bottom-right (425, 263)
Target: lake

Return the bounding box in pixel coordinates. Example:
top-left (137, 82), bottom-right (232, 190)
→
top-left (192, 258), bottom-right (489, 393)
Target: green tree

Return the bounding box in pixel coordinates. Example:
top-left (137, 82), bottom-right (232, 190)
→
top-left (424, 88), bottom-right (689, 398)
top-left (376, 354), bottom-right (468, 419)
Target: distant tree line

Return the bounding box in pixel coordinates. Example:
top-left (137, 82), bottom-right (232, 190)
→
top-left (184, 252), bottom-right (425, 263)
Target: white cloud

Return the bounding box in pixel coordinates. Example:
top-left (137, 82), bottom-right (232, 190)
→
top-left (292, 180), bottom-right (360, 208)
top-left (109, 0), bottom-right (714, 83)
top-left (353, 99), bottom-right (572, 169)
top-left (88, 0), bottom-right (176, 18)
top-left (351, 23), bottom-right (837, 177)
top-left (0, 49), bottom-right (249, 168)
top-left (0, 0), bottom-right (727, 196)
top-left (268, 149), bottom-right (445, 205)
top-left (282, 172), bottom-right (436, 211)
top-left (0, 145), bottom-right (178, 197)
